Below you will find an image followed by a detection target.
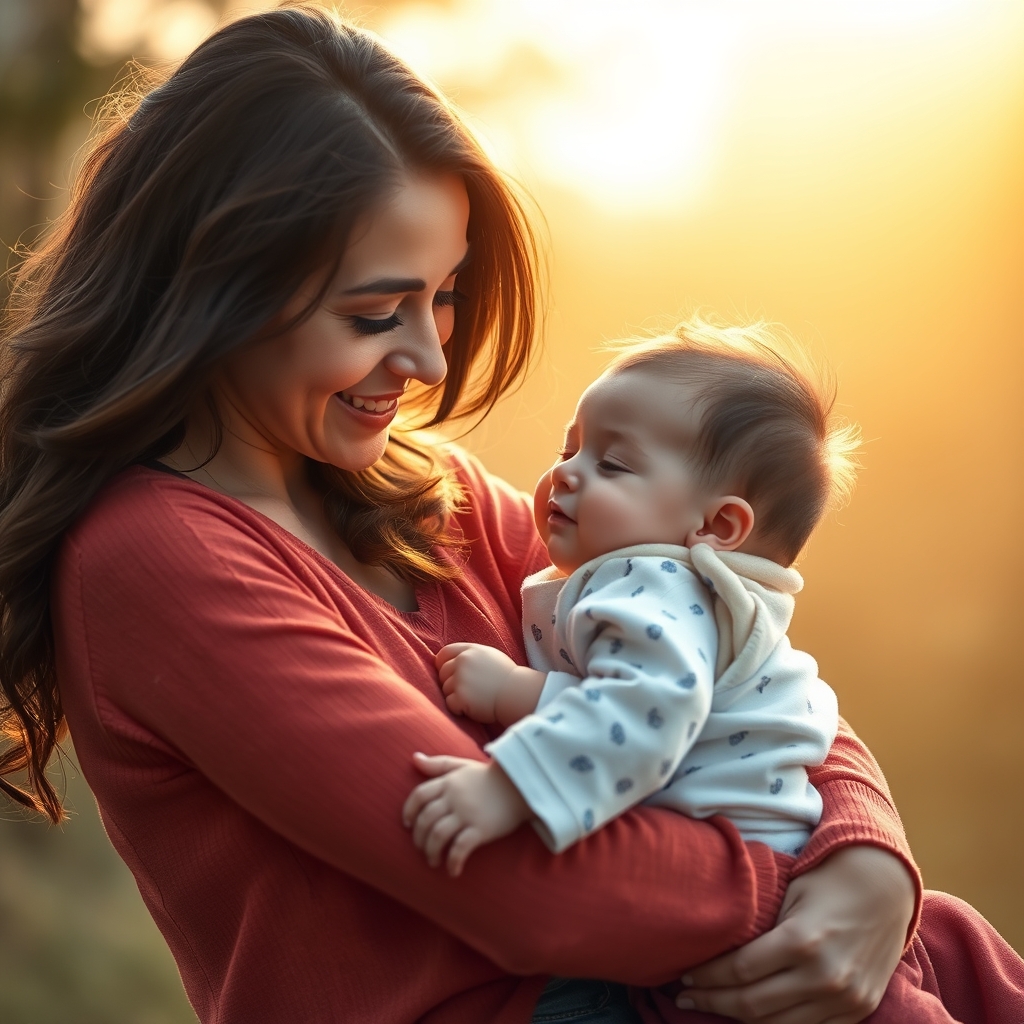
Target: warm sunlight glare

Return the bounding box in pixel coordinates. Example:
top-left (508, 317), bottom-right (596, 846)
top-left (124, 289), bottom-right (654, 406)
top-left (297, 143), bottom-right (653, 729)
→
top-left (382, 0), bottom-right (985, 213)
top-left (78, 0), bottom-right (275, 63)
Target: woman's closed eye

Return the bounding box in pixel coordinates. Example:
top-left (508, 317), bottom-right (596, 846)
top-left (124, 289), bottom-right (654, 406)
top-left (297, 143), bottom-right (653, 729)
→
top-left (433, 287), bottom-right (466, 309)
top-left (345, 312), bottom-right (403, 336)
top-left (344, 289), bottom-right (465, 336)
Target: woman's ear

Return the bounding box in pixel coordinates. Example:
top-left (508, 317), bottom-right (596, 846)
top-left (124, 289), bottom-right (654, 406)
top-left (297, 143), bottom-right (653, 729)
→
top-left (685, 496), bottom-right (755, 552)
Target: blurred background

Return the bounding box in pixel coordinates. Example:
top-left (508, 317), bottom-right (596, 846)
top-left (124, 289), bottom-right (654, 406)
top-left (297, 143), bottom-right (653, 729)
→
top-left (1, 0), bottom-right (1022, 1020)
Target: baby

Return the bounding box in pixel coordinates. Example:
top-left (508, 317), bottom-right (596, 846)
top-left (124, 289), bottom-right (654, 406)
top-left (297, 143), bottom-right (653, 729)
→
top-left (403, 316), bottom-right (859, 876)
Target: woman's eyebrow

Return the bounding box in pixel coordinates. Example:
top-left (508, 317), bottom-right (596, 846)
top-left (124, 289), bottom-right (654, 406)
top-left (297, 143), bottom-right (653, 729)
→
top-left (342, 277), bottom-right (425, 296)
top-left (342, 249), bottom-right (471, 297)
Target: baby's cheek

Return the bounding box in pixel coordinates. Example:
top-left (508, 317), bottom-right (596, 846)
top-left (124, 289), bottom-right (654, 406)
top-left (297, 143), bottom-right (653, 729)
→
top-left (532, 469), bottom-right (553, 543)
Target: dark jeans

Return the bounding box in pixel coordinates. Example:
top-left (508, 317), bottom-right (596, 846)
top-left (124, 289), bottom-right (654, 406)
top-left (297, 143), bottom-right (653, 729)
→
top-left (531, 977), bottom-right (641, 1023)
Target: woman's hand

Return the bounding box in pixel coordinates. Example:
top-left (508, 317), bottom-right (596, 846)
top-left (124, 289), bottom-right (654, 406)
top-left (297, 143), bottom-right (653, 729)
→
top-left (676, 845), bottom-right (916, 1024)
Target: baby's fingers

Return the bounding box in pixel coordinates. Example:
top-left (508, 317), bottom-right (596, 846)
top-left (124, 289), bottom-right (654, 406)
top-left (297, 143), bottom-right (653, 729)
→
top-left (401, 776), bottom-right (445, 827)
top-left (423, 813), bottom-right (463, 868)
top-left (412, 751), bottom-right (475, 777)
top-left (411, 795), bottom-right (451, 850)
top-left (435, 643), bottom-right (474, 670)
top-left (446, 825), bottom-right (484, 877)
top-left (444, 691), bottom-right (468, 716)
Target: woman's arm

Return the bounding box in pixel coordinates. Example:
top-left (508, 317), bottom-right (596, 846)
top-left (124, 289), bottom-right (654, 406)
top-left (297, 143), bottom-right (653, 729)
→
top-left (56, 476), bottom-right (789, 986)
top-left (674, 722), bottom-right (920, 1023)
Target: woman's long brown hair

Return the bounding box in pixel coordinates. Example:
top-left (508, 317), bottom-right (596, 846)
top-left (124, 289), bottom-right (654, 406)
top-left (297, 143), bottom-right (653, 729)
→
top-left (0, 5), bottom-right (538, 821)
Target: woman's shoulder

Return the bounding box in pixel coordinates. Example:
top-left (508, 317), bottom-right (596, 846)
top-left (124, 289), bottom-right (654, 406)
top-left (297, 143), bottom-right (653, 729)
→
top-left (61, 464), bottom-right (298, 586)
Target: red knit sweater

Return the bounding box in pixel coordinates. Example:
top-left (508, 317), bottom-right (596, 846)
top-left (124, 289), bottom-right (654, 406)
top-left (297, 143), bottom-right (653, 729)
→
top-left (53, 452), bottom-right (920, 1024)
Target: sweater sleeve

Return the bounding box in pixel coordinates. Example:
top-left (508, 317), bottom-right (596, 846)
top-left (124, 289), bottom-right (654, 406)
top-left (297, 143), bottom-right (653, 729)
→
top-left (797, 718), bottom-right (924, 942)
top-left (60, 479), bottom-right (788, 986)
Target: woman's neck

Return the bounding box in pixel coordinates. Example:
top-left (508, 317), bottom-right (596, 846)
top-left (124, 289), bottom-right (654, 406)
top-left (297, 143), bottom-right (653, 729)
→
top-left (163, 406), bottom-right (420, 612)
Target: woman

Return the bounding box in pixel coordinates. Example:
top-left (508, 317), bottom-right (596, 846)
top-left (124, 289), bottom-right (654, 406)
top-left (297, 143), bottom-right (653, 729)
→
top-left (0, 7), bottom-right (1012, 1024)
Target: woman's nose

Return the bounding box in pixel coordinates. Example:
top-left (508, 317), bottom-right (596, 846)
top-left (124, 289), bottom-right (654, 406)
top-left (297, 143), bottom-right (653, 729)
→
top-left (384, 319), bottom-right (448, 387)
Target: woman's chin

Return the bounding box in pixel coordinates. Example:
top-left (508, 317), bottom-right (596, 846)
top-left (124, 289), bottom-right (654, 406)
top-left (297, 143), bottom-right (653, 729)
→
top-left (314, 432), bottom-right (390, 473)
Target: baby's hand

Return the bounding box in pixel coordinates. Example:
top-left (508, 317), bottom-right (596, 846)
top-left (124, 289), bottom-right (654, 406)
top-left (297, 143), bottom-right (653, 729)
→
top-left (402, 753), bottom-right (532, 876)
top-left (435, 643), bottom-right (518, 722)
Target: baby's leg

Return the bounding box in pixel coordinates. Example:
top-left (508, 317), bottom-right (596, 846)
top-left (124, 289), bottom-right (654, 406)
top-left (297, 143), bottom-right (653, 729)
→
top-left (532, 978), bottom-right (640, 1023)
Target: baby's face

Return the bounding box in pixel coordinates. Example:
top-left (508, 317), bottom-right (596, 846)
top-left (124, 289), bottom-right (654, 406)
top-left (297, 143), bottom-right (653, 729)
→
top-left (533, 367), bottom-right (713, 575)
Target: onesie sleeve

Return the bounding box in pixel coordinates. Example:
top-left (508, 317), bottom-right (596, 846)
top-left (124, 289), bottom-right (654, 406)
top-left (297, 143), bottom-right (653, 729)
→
top-left (488, 555), bottom-right (718, 852)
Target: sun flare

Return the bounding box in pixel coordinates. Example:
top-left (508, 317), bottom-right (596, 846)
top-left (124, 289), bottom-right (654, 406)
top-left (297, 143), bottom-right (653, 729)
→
top-left (381, 0), bottom-right (994, 213)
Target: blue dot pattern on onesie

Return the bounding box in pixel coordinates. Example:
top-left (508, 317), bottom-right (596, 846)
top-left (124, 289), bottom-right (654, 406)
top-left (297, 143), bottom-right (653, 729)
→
top-left (756, 675), bottom-right (771, 693)
top-left (770, 778), bottom-right (783, 794)
top-left (581, 569), bottom-right (592, 583)
top-left (661, 609), bottom-right (677, 620)
top-left (741, 751), bottom-right (755, 759)
top-left (547, 712), bottom-right (564, 724)
top-left (610, 722), bottom-right (625, 745)
top-left (689, 604), bottom-right (704, 615)
top-left (570, 755), bottom-right (595, 772)
top-left (624, 559), bottom-right (633, 576)
top-left (660, 560), bottom-right (678, 573)
top-left (609, 638), bottom-right (623, 654)
top-left (646, 623), bottom-right (663, 640)
top-left (531, 624), bottom-right (542, 642)
top-left (684, 765), bottom-right (702, 775)
top-left (616, 778), bottom-right (634, 794)
top-left (631, 586), bottom-right (645, 597)
top-left (582, 587), bottom-right (593, 598)
top-left (647, 707), bottom-right (664, 729)
top-left (584, 689), bottom-right (601, 701)
top-left (559, 648), bottom-right (574, 666)
top-left (677, 672), bottom-right (697, 689)
top-left (659, 759), bottom-right (672, 776)
top-left (729, 730), bottom-right (748, 746)
top-left (583, 809), bottom-right (594, 831)
top-left (687, 721), bottom-right (697, 738)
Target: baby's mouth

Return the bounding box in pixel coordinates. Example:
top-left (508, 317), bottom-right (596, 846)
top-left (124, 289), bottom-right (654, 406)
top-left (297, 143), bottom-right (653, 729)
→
top-left (548, 500), bottom-right (575, 524)
top-left (337, 391), bottom-right (399, 413)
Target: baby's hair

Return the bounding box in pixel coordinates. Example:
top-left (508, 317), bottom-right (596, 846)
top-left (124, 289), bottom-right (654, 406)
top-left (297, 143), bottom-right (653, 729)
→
top-left (606, 316), bottom-right (861, 564)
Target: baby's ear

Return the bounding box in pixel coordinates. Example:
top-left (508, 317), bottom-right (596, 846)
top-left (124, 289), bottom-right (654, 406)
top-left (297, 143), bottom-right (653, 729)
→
top-left (686, 497), bottom-right (754, 552)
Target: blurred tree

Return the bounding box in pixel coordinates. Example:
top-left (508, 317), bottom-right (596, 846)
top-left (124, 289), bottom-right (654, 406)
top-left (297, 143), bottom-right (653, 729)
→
top-left (0, 0), bottom-right (106, 290)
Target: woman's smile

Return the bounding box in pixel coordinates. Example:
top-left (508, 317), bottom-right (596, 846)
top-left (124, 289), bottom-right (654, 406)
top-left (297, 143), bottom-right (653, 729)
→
top-left (334, 389), bottom-right (403, 427)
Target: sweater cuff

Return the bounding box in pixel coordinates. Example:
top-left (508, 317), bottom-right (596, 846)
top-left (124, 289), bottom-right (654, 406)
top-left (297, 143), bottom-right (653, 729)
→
top-left (792, 778), bottom-right (923, 946)
top-left (486, 730), bottom-right (581, 852)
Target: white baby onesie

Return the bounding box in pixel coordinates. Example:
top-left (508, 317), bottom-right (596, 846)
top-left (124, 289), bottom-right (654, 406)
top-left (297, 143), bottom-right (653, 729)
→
top-left (485, 543), bottom-right (839, 855)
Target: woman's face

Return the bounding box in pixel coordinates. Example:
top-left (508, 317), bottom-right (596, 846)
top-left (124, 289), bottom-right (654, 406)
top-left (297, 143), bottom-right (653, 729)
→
top-left (215, 172), bottom-right (470, 472)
